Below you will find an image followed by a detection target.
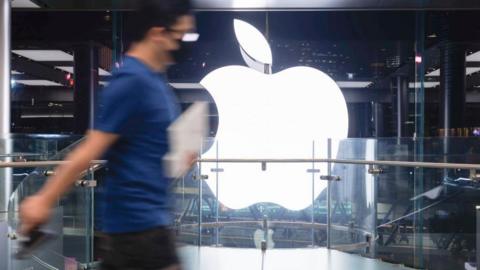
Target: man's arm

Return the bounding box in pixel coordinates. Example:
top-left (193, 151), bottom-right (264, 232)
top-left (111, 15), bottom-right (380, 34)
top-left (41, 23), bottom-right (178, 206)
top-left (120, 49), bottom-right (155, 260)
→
top-left (19, 130), bottom-right (118, 234)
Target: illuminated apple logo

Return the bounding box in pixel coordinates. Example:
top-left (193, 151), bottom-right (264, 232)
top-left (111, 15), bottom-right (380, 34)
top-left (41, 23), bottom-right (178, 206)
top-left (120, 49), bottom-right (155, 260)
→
top-left (200, 19), bottom-right (349, 211)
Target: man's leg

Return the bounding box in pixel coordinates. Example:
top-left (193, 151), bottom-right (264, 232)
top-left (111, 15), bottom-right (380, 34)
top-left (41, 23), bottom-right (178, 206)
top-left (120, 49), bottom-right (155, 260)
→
top-left (101, 227), bottom-right (180, 270)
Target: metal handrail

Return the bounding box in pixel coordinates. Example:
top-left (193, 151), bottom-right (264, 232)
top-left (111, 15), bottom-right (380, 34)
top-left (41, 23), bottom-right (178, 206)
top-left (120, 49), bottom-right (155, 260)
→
top-left (0, 152), bottom-right (45, 157)
top-left (179, 220), bottom-right (370, 235)
top-left (197, 158), bottom-right (480, 170)
top-left (0, 160), bottom-right (106, 168)
top-left (0, 158), bottom-right (479, 170)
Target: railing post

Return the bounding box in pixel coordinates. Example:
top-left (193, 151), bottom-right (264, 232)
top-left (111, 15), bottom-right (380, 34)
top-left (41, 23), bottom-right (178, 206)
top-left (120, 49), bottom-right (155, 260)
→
top-left (327, 138), bottom-right (332, 249)
top-left (197, 149), bottom-right (203, 246)
top-left (476, 206), bottom-right (480, 270)
top-left (371, 140), bottom-right (378, 258)
top-left (86, 167), bottom-right (95, 264)
top-left (215, 141), bottom-right (219, 246)
top-left (310, 141), bottom-right (315, 247)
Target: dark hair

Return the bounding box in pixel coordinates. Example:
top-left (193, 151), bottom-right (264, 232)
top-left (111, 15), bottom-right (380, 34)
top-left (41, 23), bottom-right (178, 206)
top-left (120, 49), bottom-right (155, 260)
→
top-left (127, 0), bottom-right (192, 42)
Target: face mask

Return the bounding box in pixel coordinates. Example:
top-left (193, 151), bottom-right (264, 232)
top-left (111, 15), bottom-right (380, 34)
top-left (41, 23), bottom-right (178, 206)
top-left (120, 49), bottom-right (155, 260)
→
top-left (171, 40), bottom-right (192, 64)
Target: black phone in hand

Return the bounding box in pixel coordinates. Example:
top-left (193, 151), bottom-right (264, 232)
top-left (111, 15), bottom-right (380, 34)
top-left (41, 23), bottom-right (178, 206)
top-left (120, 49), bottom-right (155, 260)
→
top-left (14, 227), bottom-right (57, 260)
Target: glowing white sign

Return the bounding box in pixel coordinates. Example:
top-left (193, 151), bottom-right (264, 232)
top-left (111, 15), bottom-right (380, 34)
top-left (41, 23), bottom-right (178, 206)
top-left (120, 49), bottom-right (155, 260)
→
top-left (200, 20), bottom-right (349, 210)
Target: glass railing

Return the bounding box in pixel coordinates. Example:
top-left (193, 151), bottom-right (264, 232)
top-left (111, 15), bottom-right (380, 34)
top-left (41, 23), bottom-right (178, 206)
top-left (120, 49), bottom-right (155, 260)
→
top-left (173, 137), bottom-right (480, 270)
top-left (3, 134), bottom-right (101, 270)
top-left (5, 134), bottom-right (83, 192)
top-left (4, 136), bottom-right (480, 270)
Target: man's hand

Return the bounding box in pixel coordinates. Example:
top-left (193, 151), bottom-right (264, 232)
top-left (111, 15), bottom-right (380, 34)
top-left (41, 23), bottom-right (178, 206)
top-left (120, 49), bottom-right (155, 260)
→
top-left (19, 195), bottom-right (52, 235)
top-left (18, 130), bottom-right (118, 235)
top-left (185, 151), bottom-right (198, 168)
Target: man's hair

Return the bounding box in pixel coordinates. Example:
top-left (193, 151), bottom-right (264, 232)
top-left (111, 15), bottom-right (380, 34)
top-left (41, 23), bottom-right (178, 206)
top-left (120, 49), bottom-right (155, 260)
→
top-left (127, 0), bottom-right (192, 42)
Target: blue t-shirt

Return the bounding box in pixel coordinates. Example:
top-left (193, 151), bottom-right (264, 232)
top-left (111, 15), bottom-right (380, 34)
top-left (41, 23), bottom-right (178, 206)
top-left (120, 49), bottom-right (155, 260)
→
top-left (94, 56), bottom-right (180, 234)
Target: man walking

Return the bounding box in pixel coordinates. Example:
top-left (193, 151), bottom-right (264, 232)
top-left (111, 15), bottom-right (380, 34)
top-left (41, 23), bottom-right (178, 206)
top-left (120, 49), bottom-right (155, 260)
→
top-left (19, 1), bottom-right (194, 269)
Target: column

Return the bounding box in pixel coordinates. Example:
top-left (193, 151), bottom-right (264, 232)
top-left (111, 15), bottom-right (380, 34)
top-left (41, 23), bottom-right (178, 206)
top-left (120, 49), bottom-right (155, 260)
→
top-left (0, 0), bottom-right (11, 214)
top-left (440, 42), bottom-right (466, 133)
top-left (372, 102), bottom-right (384, 138)
top-left (396, 76), bottom-right (409, 138)
top-left (74, 42), bottom-right (99, 134)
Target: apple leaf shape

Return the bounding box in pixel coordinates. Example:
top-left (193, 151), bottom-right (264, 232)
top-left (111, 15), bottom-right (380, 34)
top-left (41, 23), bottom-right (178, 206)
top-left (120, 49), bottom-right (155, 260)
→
top-left (234, 19), bottom-right (272, 66)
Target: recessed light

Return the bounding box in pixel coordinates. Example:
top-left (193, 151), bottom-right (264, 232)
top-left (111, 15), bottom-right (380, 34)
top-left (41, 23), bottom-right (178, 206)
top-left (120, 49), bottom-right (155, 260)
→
top-left (16, 80), bottom-right (62, 86)
top-left (13, 50), bottom-right (73, 61)
top-left (336, 81), bottom-right (372, 88)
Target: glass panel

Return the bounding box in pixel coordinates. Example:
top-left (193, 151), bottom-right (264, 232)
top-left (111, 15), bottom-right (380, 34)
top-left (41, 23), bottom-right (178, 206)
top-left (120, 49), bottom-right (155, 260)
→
top-left (10, 207), bottom-right (73, 270)
top-left (327, 137), bottom-right (480, 269)
top-left (374, 165), bottom-right (417, 267)
top-left (329, 138), bottom-right (378, 256)
top-left (174, 137), bottom-right (212, 246)
top-left (9, 135), bottom-right (83, 191)
top-left (8, 178), bottom-right (95, 267)
top-left (6, 136), bottom-right (96, 268)
top-left (375, 165), bottom-right (480, 270)
top-left (175, 138), bottom-right (327, 249)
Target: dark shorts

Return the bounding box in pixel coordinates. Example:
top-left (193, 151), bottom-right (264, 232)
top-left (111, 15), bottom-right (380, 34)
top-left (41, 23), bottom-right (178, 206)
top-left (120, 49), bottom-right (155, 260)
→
top-left (100, 226), bottom-right (180, 270)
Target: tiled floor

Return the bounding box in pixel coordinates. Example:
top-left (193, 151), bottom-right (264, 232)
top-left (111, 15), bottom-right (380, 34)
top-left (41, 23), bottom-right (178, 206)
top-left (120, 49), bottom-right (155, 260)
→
top-left (179, 246), bottom-right (412, 270)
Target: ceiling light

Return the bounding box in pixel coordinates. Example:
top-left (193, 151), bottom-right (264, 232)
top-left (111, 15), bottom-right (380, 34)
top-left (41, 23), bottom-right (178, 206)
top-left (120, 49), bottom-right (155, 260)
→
top-left (336, 81), bottom-right (372, 88)
top-left (16, 80), bottom-right (62, 86)
top-left (99, 68), bottom-right (111, 76)
top-left (21, 114), bottom-right (74, 119)
top-left (56, 66), bottom-right (74, 73)
top-left (426, 69), bottom-right (440, 77)
top-left (12, 0), bottom-right (40, 8)
top-left (467, 51), bottom-right (480, 62)
top-left (409, 82), bottom-right (440, 88)
top-left (13, 50), bottom-right (73, 61)
top-left (426, 67), bottom-right (480, 77)
top-left (56, 66), bottom-right (111, 76)
top-left (467, 67), bottom-right (480, 75)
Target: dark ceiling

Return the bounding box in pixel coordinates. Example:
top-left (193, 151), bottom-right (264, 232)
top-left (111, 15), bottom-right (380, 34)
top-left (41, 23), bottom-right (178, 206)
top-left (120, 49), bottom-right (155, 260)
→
top-left (10, 10), bottom-right (480, 91)
top-left (22, 0), bottom-right (480, 10)
top-left (10, 7), bottom-right (480, 136)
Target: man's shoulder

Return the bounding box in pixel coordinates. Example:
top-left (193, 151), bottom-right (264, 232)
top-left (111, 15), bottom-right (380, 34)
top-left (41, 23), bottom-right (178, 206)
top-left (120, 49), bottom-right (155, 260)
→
top-left (104, 72), bottom-right (153, 96)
